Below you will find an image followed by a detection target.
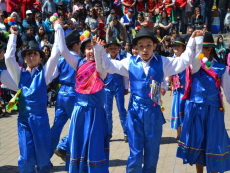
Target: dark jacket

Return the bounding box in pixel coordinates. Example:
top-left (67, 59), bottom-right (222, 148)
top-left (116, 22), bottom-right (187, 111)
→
top-left (191, 15), bottom-right (203, 30)
top-left (217, 0), bottom-right (230, 10)
top-left (21, 33), bottom-right (36, 42)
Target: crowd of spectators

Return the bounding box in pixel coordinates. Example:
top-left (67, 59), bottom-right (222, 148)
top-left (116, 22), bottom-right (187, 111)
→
top-left (0, 0), bottom-right (230, 114)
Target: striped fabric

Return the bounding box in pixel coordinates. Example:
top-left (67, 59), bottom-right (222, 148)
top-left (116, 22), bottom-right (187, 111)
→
top-left (75, 61), bottom-right (105, 94)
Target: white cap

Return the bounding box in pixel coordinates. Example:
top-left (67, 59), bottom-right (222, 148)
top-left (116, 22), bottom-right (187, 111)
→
top-left (26, 10), bottom-right (32, 15)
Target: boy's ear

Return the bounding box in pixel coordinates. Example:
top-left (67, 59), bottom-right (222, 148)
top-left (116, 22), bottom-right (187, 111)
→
top-left (153, 43), bottom-right (157, 51)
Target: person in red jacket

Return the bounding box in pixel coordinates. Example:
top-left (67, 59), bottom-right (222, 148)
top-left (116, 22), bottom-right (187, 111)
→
top-left (20, 0), bottom-right (36, 21)
top-left (175, 0), bottom-right (187, 33)
top-left (6, 0), bottom-right (19, 14)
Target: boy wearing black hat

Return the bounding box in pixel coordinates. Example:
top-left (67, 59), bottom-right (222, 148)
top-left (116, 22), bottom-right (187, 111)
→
top-left (105, 37), bottom-right (128, 142)
top-left (94, 26), bottom-right (203, 172)
top-left (5, 23), bottom-right (61, 173)
top-left (50, 30), bottom-right (82, 161)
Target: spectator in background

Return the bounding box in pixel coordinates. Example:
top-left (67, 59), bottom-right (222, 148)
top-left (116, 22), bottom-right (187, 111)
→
top-left (121, 0), bottom-right (136, 15)
top-left (183, 26), bottom-right (194, 43)
top-left (97, 7), bottom-right (106, 38)
top-left (191, 7), bottom-right (203, 30)
top-left (91, 0), bottom-right (102, 7)
top-left (217, 0), bottom-right (230, 34)
top-left (85, 8), bottom-right (99, 35)
top-left (120, 42), bottom-right (131, 58)
top-left (159, 10), bottom-right (172, 35)
top-left (35, 25), bottom-right (46, 44)
top-left (175, 0), bottom-right (187, 33)
top-left (171, 28), bottom-right (179, 38)
top-left (0, 10), bottom-right (7, 33)
top-left (80, 4), bottom-right (88, 20)
top-left (202, 23), bottom-right (208, 31)
top-left (106, 9), bottom-right (116, 25)
top-left (188, 0), bottom-right (201, 15)
top-left (10, 12), bottom-right (23, 35)
top-left (17, 41), bottom-right (28, 69)
top-left (0, 0), bottom-right (6, 12)
top-left (160, 35), bottom-right (173, 57)
top-left (184, 0), bottom-right (192, 32)
top-left (21, 25), bottom-right (36, 42)
top-left (120, 8), bottom-right (136, 42)
top-left (58, 12), bottom-right (69, 30)
top-left (136, 0), bottom-right (146, 13)
top-left (42, 0), bottom-right (56, 19)
top-left (44, 12), bottom-right (53, 38)
top-left (215, 35), bottom-right (226, 63)
top-left (22, 10), bottom-right (36, 31)
top-left (136, 12), bottom-right (148, 30)
top-left (85, 0), bottom-right (93, 12)
top-left (6, 0), bottom-right (19, 15)
top-left (21, 0), bottom-right (36, 21)
top-left (73, 0), bottom-right (82, 13)
top-left (154, 26), bottom-right (163, 42)
top-left (35, 12), bottom-right (46, 33)
top-left (201, 0), bottom-right (213, 32)
top-left (41, 45), bottom-right (51, 66)
top-left (41, 34), bottom-right (52, 48)
top-left (106, 15), bottom-right (127, 46)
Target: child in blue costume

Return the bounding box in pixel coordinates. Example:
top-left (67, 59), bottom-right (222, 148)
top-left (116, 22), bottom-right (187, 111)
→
top-left (94, 27), bottom-right (203, 173)
top-left (170, 36), bottom-right (187, 140)
top-left (177, 32), bottom-right (230, 173)
top-left (5, 24), bottom-right (61, 173)
top-left (50, 30), bottom-right (82, 161)
top-left (54, 25), bottom-right (109, 173)
top-left (105, 37), bottom-right (129, 142)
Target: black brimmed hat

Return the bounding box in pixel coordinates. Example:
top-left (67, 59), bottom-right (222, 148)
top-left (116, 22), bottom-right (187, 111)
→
top-left (65, 30), bottom-right (80, 47)
top-left (203, 32), bottom-right (216, 48)
top-left (21, 40), bottom-right (45, 59)
top-left (107, 37), bottom-right (121, 47)
top-left (132, 27), bottom-right (159, 46)
top-left (172, 36), bottom-right (186, 46)
top-left (0, 41), bottom-right (6, 52)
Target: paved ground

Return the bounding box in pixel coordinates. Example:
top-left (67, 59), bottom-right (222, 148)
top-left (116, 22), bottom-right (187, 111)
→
top-left (0, 91), bottom-right (229, 173)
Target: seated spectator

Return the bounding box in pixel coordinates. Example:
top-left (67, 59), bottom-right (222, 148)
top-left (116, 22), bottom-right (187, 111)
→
top-left (97, 7), bottom-right (105, 37)
top-left (73, 0), bottom-right (82, 13)
top-left (120, 42), bottom-right (131, 58)
top-left (22, 10), bottom-right (36, 31)
top-left (136, 0), bottom-right (146, 13)
top-left (58, 11), bottom-right (70, 30)
top-left (215, 35), bottom-right (226, 63)
top-left (44, 12), bottom-right (53, 38)
top-left (154, 26), bottom-right (163, 42)
top-left (41, 45), bottom-right (51, 66)
top-left (0, 0), bottom-right (6, 12)
top-left (175, 0), bottom-right (187, 33)
top-left (171, 29), bottom-right (179, 39)
top-left (33, 0), bottom-right (42, 14)
top-left (202, 23), bottom-right (208, 32)
top-left (160, 35), bottom-right (173, 57)
top-left (106, 9), bottom-right (116, 25)
top-left (121, 0), bottom-right (136, 15)
top-left (35, 12), bottom-right (46, 33)
top-left (42, 0), bottom-right (56, 18)
top-left (85, 8), bottom-right (99, 35)
top-left (21, 0), bottom-right (35, 21)
top-left (136, 12), bottom-right (148, 30)
top-left (159, 10), bottom-right (172, 35)
top-left (79, 4), bottom-right (88, 20)
top-left (41, 34), bottom-right (52, 48)
top-left (183, 26), bottom-right (194, 44)
top-left (0, 10), bottom-right (7, 33)
top-left (10, 12), bottom-right (23, 35)
top-left (106, 15), bottom-right (127, 46)
top-left (170, 35), bottom-right (175, 45)
top-left (84, 0), bottom-right (93, 12)
top-left (191, 7), bottom-right (203, 30)
top-left (129, 44), bottom-right (138, 58)
top-left (17, 41), bottom-right (28, 69)
top-left (35, 25), bottom-right (46, 45)
top-left (21, 25), bottom-right (36, 42)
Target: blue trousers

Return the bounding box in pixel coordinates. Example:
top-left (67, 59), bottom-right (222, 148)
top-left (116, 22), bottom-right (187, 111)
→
top-left (104, 83), bottom-right (127, 135)
top-left (219, 9), bottom-right (227, 32)
top-left (50, 88), bottom-right (75, 158)
top-left (126, 95), bottom-right (164, 173)
top-left (18, 111), bottom-right (51, 173)
top-left (201, 0), bottom-right (213, 31)
top-left (176, 7), bottom-right (186, 33)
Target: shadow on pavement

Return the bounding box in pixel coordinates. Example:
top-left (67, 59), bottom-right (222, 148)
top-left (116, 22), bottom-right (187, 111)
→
top-left (161, 137), bottom-right (178, 144)
top-left (109, 159), bottom-right (127, 167)
top-left (0, 165), bottom-right (19, 173)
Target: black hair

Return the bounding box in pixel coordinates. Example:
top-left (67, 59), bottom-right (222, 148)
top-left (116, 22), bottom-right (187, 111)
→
top-left (67, 40), bottom-right (81, 50)
top-left (160, 10), bottom-right (169, 21)
top-left (216, 35), bottom-right (224, 49)
top-left (26, 24), bottom-right (34, 30)
top-left (46, 12), bottom-right (53, 19)
top-left (80, 39), bottom-right (91, 54)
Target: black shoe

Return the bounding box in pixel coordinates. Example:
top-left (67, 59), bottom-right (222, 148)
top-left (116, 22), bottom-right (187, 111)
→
top-left (109, 134), bottom-right (112, 139)
top-left (51, 163), bottom-right (53, 169)
top-left (54, 148), bottom-right (66, 162)
top-left (124, 134), bottom-right (128, 143)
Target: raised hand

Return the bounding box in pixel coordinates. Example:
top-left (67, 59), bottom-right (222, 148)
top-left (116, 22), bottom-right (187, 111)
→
top-left (10, 25), bottom-right (19, 35)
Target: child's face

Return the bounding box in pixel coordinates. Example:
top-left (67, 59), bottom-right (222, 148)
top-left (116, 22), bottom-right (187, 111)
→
top-left (39, 27), bottom-right (44, 35)
top-left (27, 28), bottom-right (33, 36)
top-left (84, 41), bottom-right (95, 61)
top-left (173, 44), bottom-right (185, 57)
top-left (125, 43), bottom-right (130, 52)
top-left (132, 45), bottom-right (139, 56)
top-left (219, 37), bottom-right (223, 43)
top-left (0, 49), bottom-right (5, 59)
top-left (137, 38), bottom-right (156, 60)
top-left (108, 44), bottom-right (120, 58)
top-left (43, 47), bottom-right (50, 57)
top-left (24, 50), bottom-right (42, 68)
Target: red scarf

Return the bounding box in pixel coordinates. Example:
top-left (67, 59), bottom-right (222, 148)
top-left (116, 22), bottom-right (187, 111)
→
top-left (75, 61), bottom-right (105, 94)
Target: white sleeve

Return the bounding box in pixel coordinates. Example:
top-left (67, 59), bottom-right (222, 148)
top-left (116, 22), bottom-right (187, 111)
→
top-left (49, 66), bottom-right (60, 83)
top-left (5, 34), bottom-right (21, 87)
top-left (94, 44), bottom-right (130, 77)
top-left (123, 77), bottom-right (129, 89)
top-left (162, 37), bottom-right (196, 78)
top-left (43, 36), bottom-right (61, 85)
top-left (55, 24), bottom-right (80, 70)
top-left (120, 18), bottom-right (124, 25)
top-left (94, 44), bottom-right (107, 80)
top-left (0, 70), bottom-right (18, 91)
top-left (221, 69), bottom-right (230, 104)
top-left (190, 36), bottom-right (203, 74)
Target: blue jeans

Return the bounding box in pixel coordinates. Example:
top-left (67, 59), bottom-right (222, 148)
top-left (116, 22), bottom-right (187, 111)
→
top-left (176, 7), bottom-right (186, 33)
top-left (201, 0), bottom-right (213, 32)
top-left (219, 9), bottom-right (227, 32)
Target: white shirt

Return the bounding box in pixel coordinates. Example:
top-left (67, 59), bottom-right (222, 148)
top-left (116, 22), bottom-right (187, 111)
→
top-left (107, 53), bottom-right (129, 89)
top-left (0, 70), bottom-right (18, 91)
top-left (5, 33), bottom-right (60, 87)
top-left (55, 24), bottom-right (107, 80)
top-left (120, 14), bottom-right (133, 26)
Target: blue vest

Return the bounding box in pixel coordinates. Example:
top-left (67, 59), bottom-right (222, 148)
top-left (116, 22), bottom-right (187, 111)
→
top-left (0, 67), bottom-right (4, 77)
top-left (172, 70), bottom-right (186, 94)
top-left (105, 55), bottom-right (124, 86)
top-left (122, 15), bottom-right (136, 31)
top-left (129, 55), bottom-right (164, 99)
top-left (190, 62), bottom-right (226, 107)
top-left (18, 67), bottom-right (47, 115)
